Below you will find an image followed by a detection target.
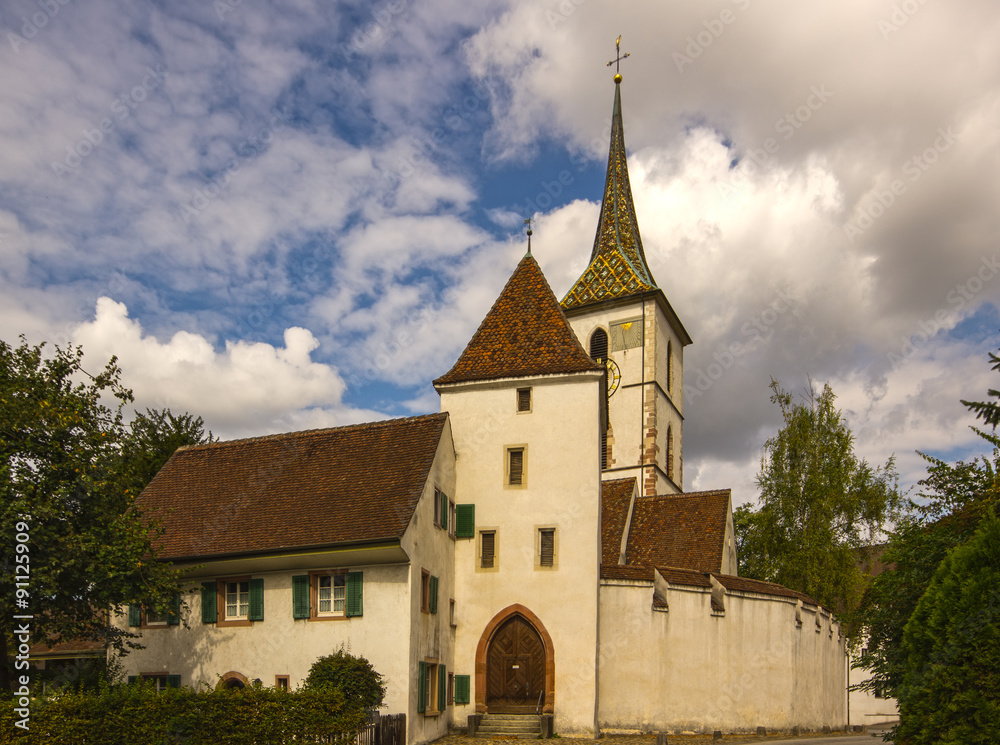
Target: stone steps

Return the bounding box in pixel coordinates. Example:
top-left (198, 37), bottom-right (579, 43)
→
top-left (475, 713), bottom-right (541, 738)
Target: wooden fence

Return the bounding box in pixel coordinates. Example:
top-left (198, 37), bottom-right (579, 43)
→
top-left (357, 713), bottom-right (406, 745)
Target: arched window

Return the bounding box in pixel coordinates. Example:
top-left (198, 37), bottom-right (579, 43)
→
top-left (666, 426), bottom-right (674, 481)
top-left (589, 328), bottom-right (608, 362)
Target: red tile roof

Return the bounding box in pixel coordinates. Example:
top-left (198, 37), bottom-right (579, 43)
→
top-left (137, 413), bottom-right (449, 560)
top-left (624, 490), bottom-right (731, 573)
top-left (434, 255), bottom-right (602, 386)
top-left (601, 478), bottom-right (635, 565)
top-left (30, 638), bottom-right (106, 656)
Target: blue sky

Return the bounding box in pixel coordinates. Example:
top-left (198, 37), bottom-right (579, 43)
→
top-left (2, 0), bottom-right (999, 506)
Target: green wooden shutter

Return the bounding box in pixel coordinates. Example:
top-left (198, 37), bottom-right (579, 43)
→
top-left (201, 582), bottom-right (217, 623)
top-left (455, 504), bottom-right (475, 538)
top-left (128, 604), bottom-right (141, 627)
top-left (429, 575), bottom-right (439, 614)
top-left (440, 491), bottom-right (448, 530)
top-left (455, 675), bottom-right (470, 705)
top-left (346, 571), bottom-right (363, 617)
top-left (168, 592), bottom-right (181, 625)
top-left (417, 661), bottom-right (427, 713)
top-left (127, 675), bottom-right (138, 685)
top-left (249, 578), bottom-right (264, 621)
top-left (292, 575), bottom-right (310, 618)
top-left (438, 665), bottom-right (447, 711)
top-left (166, 675), bottom-right (181, 688)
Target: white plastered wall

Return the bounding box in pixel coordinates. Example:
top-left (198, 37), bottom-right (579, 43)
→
top-left (597, 580), bottom-right (847, 734)
top-left (441, 372), bottom-right (604, 736)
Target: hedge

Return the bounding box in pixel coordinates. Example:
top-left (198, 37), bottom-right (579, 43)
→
top-left (0, 681), bottom-right (369, 744)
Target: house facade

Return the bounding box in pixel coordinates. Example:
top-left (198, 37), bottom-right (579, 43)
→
top-left (115, 73), bottom-right (847, 741)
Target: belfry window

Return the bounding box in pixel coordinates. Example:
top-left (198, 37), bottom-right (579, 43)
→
top-left (589, 328), bottom-right (609, 362)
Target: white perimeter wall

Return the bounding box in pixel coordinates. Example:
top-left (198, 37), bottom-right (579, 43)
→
top-left (598, 580), bottom-right (847, 734)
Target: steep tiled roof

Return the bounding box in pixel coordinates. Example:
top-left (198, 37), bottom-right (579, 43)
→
top-left (434, 254), bottom-right (601, 386)
top-left (624, 490), bottom-right (731, 573)
top-left (601, 478), bottom-right (635, 565)
top-left (561, 79), bottom-right (657, 310)
top-left (137, 413), bottom-right (449, 560)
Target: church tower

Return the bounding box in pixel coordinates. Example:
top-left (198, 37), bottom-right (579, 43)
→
top-left (561, 69), bottom-right (691, 496)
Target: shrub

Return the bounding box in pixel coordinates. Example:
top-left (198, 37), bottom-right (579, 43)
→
top-left (0, 680), bottom-right (368, 744)
top-left (896, 511), bottom-right (1000, 744)
top-left (304, 648), bottom-right (386, 710)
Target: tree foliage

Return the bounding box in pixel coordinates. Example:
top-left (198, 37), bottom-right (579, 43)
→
top-left (115, 408), bottom-right (213, 499)
top-left (0, 336), bottom-right (209, 691)
top-left (737, 379), bottom-right (902, 618)
top-left (961, 349), bottom-right (1000, 429)
top-left (304, 648), bottom-right (386, 710)
top-left (855, 351), bottom-right (1000, 727)
top-left (894, 511), bottom-right (1000, 744)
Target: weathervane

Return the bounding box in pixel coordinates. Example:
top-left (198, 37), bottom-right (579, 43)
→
top-left (524, 217), bottom-right (533, 256)
top-left (606, 35), bottom-right (630, 81)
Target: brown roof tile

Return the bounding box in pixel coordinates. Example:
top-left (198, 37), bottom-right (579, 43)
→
top-left (601, 478), bottom-right (635, 565)
top-left (137, 413), bottom-right (449, 560)
top-left (434, 255), bottom-right (602, 386)
top-left (624, 490), bottom-right (730, 573)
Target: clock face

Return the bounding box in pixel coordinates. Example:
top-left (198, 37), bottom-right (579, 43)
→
top-left (605, 358), bottom-right (621, 396)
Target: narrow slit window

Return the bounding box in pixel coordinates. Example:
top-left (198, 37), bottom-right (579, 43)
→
top-left (539, 528), bottom-right (555, 567)
top-left (480, 531), bottom-right (496, 569)
top-left (508, 448), bottom-right (524, 486)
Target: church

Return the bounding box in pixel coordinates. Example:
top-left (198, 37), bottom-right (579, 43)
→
top-left (117, 69), bottom-right (847, 741)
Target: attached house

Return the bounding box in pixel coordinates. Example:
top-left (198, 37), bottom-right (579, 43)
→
top-left (115, 72), bottom-right (848, 741)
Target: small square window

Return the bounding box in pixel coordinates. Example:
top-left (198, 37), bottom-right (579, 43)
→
top-left (516, 387), bottom-right (531, 412)
top-left (275, 675), bottom-right (289, 691)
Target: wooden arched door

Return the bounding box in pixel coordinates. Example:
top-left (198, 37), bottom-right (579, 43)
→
top-left (486, 615), bottom-right (546, 712)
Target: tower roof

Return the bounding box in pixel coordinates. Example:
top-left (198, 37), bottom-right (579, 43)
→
top-left (562, 78), bottom-right (658, 310)
top-left (434, 254), bottom-right (602, 387)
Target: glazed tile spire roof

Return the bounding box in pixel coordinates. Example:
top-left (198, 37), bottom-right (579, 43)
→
top-left (562, 77), bottom-right (658, 310)
top-left (434, 254), bottom-right (602, 386)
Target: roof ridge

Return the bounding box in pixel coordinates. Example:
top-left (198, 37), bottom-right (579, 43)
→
top-left (174, 412), bottom-right (449, 453)
top-left (636, 489), bottom-right (731, 501)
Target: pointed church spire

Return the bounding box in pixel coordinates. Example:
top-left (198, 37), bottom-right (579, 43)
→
top-left (561, 49), bottom-right (658, 310)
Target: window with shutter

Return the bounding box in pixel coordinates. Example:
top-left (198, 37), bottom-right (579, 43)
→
top-left (507, 447), bottom-right (524, 486)
top-left (454, 674), bottom-right (470, 705)
top-left (440, 490), bottom-right (448, 531)
top-left (249, 578), bottom-right (264, 621)
top-left (455, 504), bottom-right (475, 538)
top-left (166, 675), bottom-right (181, 688)
top-left (429, 575), bottom-right (439, 614)
top-left (539, 528), bottom-right (555, 567)
top-left (128, 604), bottom-right (141, 627)
top-left (201, 582), bottom-right (217, 623)
top-left (417, 661), bottom-right (427, 713)
top-left (346, 572), bottom-right (364, 617)
top-left (589, 328), bottom-right (608, 361)
top-left (168, 592), bottom-right (181, 625)
top-left (516, 387), bottom-right (531, 412)
top-left (292, 575), bottom-right (310, 619)
top-left (480, 530), bottom-right (496, 569)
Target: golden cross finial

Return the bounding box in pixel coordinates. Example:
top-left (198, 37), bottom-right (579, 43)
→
top-left (606, 35), bottom-right (630, 79)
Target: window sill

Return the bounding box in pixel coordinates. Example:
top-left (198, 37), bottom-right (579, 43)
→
top-left (308, 614), bottom-right (349, 622)
top-left (216, 618), bottom-right (253, 628)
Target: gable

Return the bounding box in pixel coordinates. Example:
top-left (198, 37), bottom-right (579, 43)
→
top-left (137, 413), bottom-right (449, 560)
top-left (434, 255), bottom-right (601, 386)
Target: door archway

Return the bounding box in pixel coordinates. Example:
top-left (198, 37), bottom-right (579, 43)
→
top-left (476, 604), bottom-right (554, 714)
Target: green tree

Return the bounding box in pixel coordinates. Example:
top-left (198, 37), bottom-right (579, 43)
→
top-left (854, 351), bottom-right (1000, 722)
top-left (737, 379), bottom-right (902, 617)
top-left (894, 511), bottom-right (1000, 744)
top-left (304, 648), bottom-right (386, 710)
top-left (0, 337), bottom-right (194, 692)
top-left (115, 408), bottom-right (214, 498)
